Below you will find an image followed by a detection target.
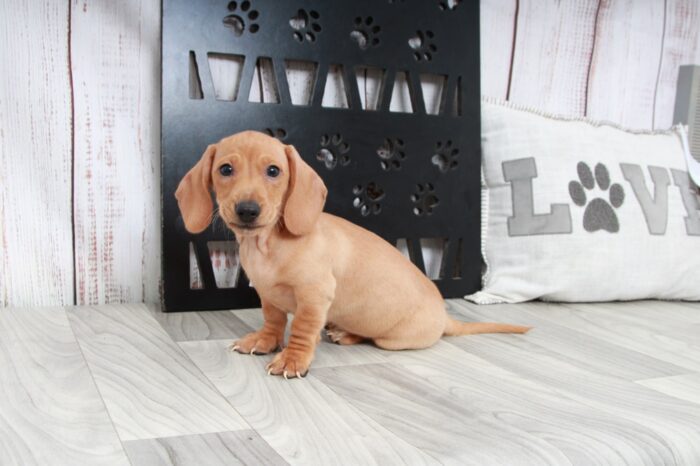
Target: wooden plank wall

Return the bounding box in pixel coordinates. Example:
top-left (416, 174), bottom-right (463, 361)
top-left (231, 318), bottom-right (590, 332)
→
top-left (1, 0), bottom-right (699, 307)
top-left (71, 0), bottom-right (161, 305)
top-left (0, 0), bottom-right (74, 307)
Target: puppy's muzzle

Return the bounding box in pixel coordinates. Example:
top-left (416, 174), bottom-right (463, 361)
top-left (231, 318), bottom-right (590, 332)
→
top-left (235, 200), bottom-right (261, 225)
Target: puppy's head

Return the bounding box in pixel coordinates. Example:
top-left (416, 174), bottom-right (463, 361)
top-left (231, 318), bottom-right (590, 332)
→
top-left (175, 131), bottom-right (327, 238)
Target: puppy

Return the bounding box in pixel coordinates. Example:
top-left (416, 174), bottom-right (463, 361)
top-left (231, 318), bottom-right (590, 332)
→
top-left (176, 131), bottom-right (529, 379)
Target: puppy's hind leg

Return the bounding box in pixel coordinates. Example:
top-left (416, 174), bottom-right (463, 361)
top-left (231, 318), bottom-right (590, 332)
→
top-left (373, 310), bottom-right (445, 350)
top-left (325, 323), bottom-right (366, 345)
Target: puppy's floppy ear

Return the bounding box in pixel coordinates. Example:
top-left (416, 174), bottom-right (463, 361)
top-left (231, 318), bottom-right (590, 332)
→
top-left (175, 144), bottom-right (217, 233)
top-left (283, 144), bottom-right (327, 235)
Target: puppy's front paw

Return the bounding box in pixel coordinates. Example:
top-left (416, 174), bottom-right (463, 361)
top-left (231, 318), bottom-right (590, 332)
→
top-left (229, 331), bottom-right (281, 355)
top-left (265, 349), bottom-right (311, 379)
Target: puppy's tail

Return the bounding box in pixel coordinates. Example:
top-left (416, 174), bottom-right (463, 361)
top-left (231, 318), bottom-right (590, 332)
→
top-left (444, 318), bottom-right (531, 336)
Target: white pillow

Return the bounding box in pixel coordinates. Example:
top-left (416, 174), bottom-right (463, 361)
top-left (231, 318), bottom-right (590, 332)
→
top-left (467, 99), bottom-right (700, 303)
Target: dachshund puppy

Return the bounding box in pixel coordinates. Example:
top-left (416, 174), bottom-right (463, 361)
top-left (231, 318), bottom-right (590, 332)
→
top-left (176, 131), bottom-right (529, 379)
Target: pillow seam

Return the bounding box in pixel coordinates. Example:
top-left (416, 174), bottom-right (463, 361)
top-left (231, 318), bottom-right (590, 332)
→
top-left (481, 95), bottom-right (683, 136)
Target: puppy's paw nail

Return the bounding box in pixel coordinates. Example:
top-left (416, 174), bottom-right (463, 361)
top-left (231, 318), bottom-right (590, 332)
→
top-left (268, 368), bottom-right (273, 376)
top-left (283, 371), bottom-right (289, 380)
top-left (296, 371), bottom-right (302, 379)
top-left (250, 347), bottom-right (256, 355)
top-left (230, 345), bottom-right (240, 352)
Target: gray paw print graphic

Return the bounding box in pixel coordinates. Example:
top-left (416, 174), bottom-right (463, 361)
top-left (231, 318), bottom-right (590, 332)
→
top-left (569, 162), bottom-right (625, 233)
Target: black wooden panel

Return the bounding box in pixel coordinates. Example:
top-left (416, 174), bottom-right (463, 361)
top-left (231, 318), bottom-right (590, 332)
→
top-left (162, 0), bottom-right (481, 311)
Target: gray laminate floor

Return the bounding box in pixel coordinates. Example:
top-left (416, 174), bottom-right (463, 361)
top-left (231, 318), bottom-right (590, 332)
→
top-left (1, 300), bottom-right (700, 465)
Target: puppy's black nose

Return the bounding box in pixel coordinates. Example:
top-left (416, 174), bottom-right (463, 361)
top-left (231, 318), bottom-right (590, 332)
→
top-left (235, 201), bottom-right (261, 224)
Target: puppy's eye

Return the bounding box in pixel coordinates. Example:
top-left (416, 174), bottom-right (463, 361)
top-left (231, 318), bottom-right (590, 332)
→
top-left (266, 165), bottom-right (280, 178)
top-left (219, 164), bottom-right (233, 177)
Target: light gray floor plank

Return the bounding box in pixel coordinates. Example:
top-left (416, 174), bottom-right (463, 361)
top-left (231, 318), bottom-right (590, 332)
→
top-left (457, 300), bottom-right (700, 373)
top-left (451, 300), bottom-right (691, 379)
top-left (180, 339), bottom-right (438, 466)
top-left (66, 304), bottom-right (249, 441)
top-left (151, 306), bottom-right (254, 342)
top-left (444, 331), bottom-right (700, 465)
top-left (380, 340), bottom-right (689, 465)
top-left (637, 373), bottom-right (700, 406)
top-left (629, 301), bottom-right (700, 324)
top-left (563, 302), bottom-right (700, 346)
top-left (0, 307), bottom-right (129, 466)
top-left (123, 430), bottom-right (288, 466)
top-left (6, 300), bottom-right (700, 465)
top-left (315, 362), bottom-right (575, 465)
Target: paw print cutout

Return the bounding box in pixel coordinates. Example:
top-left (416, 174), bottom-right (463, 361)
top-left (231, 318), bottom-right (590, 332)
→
top-left (569, 162), bottom-right (625, 233)
top-left (431, 140), bottom-right (459, 172)
top-left (350, 17), bottom-right (381, 50)
top-left (316, 134), bottom-right (350, 170)
top-left (289, 9), bottom-right (321, 43)
top-left (438, 0), bottom-right (460, 10)
top-left (408, 30), bottom-right (436, 61)
top-left (353, 183), bottom-right (385, 216)
top-left (376, 138), bottom-right (406, 171)
top-left (264, 128), bottom-right (287, 141)
top-left (412, 183), bottom-right (439, 216)
top-left (223, 1), bottom-right (259, 36)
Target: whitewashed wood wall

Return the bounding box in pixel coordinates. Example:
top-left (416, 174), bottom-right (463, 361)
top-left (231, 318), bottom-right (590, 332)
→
top-left (1, 0), bottom-right (699, 307)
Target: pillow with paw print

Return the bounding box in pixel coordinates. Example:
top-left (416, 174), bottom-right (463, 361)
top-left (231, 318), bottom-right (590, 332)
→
top-left (467, 99), bottom-right (700, 303)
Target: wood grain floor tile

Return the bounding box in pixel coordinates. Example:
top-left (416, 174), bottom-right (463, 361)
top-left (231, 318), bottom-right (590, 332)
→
top-left (123, 430), bottom-right (287, 466)
top-left (180, 339), bottom-right (438, 465)
top-left (4, 300), bottom-right (700, 465)
top-left (446, 331), bottom-right (700, 465)
top-left (381, 340), bottom-right (689, 465)
top-left (310, 339), bottom-right (390, 368)
top-left (0, 307), bottom-right (129, 465)
top-left (450, 300), bottom-right (691, 379)
top-left (637, 373), bottom-right (700, 406)
top-left (456, 300), bottom-right (700, 373)
top-left (316, 362), bottom-right (552, 465)
top-left (563, 302), bottom-right (700, 347)
top-left (66, 304), bottom-right (249, 441)
top-left (612, 300), bottom-right (700, 324)
top-left (150, 306), bottom-right (254, 342)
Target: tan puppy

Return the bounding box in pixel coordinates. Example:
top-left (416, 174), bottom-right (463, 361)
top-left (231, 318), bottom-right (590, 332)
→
top-left (176, 131), bottom-right (530, 379)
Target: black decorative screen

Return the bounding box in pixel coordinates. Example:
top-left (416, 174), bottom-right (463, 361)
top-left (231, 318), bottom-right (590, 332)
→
top-left (162, 0), bottom-right (481, 311)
